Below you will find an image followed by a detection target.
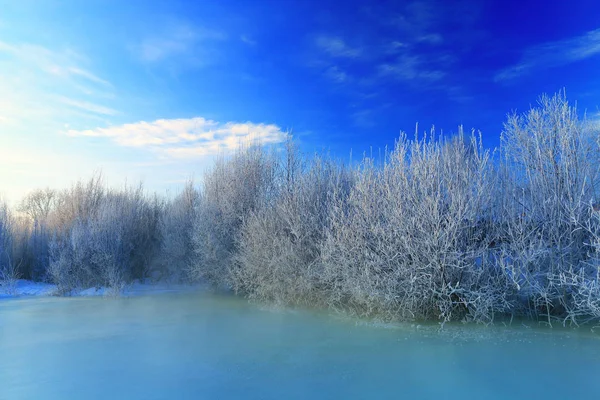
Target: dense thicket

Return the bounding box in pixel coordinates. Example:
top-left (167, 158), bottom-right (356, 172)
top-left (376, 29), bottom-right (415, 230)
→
top-left (1, 92), bottom-right (599, 325)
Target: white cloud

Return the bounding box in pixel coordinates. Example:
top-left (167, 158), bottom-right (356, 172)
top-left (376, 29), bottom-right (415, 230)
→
top-left (495, 28), bottom-right (600, 82)
top-left (66, 117), bottom-right (287, 158)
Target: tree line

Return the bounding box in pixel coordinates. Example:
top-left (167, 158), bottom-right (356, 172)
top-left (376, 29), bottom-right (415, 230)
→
top-left (1, 92), bottom-right (599, 326)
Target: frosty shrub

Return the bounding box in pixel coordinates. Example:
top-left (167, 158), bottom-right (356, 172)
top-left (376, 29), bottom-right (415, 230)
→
top-left (156, 181), bottom-right (198, 281)
top-left (190, 144), bottom-right (278, 287)
top-left (48, 179), bottom-right (162, 294)
top-left (233, 145), bottom-right (354, 306)
top-left (320, 130), bottom-right (508, 322)
top-left (0, 199), bottom-right (20, 293)
top-left (15, 188), bottom-right (57, 280)
top-left (497, 91), bottom-right (600, 325)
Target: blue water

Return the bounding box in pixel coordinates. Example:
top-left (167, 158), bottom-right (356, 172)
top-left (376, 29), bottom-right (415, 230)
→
top-left (1, 291), bottom-right (599, 400)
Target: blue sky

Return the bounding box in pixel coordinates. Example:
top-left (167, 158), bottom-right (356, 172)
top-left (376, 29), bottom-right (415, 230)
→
top-left (1, 0), bottom-right (600, 202)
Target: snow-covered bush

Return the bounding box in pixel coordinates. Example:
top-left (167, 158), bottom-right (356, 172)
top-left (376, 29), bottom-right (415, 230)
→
top-left (0, 199), bottom-right (20, 293)
top-left (155, 181), bottom-right (198, 281)
top-left (190, 144), bottom-right (278, 287)
top-left (497, 91), bottom-right (600, 325)
top-left (14, 188), bottom-right (56, 280)
top-left (233, 149), bottom-right (354, 305)
top-left (320, 130), bottom-right (506, 322)
top-left (48, 179), bottom-right (162, 294)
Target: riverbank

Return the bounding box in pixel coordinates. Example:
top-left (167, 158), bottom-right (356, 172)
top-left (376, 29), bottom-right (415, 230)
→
top-left (0, 279), bottom-right (203, 299)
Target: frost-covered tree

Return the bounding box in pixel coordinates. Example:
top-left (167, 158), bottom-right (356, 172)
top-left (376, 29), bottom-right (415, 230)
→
top-left (233, 150), bottom-right (353, 306)
top-left (320, 130), bottom-right (505, 322)
top-left (156, 181), bottom-right (198, 281)
top-left (190, 144), bottom-right (278, 287)
top-left (15, 188), bottom-right (57, 280)
top-left (48, 179), bottom-right (162, 294)
top-left (0, 200), bottom-right (18, 291)
top-left (498, 91), bottom-right (600, 325)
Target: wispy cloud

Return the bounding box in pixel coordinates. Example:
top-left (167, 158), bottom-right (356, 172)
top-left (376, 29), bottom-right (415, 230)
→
top-left (134, 22), bottom-right (226, 64)
top-left (65, 117), bottom-right (287, 158)
top-left (68, 67), bottom-right (113, 87)
top-left (377, 54), bottom-right (445, 82)
top-left (495, 28), bottom-right (600, 82)
top-left (0, 40), bottom-right (116, 126)
top-left (417, 33), bottom-right (443, 45)
top-left (314, 38), bottom-right (449, 88)
top-left (324, 65), bottom-right (350, 83)
top-left (352, 109), bottom-right (376, 128)
top-left (0, 41), bottom-right (111, 88)
top-left (384, 41), bottom-right (409, 54)
top-left (240, 35), bottom-right (257, 46)
top-left (386, 0), bottom-right (442, 39)
top-left (138, 27), bottom-right (194, 62)
top-left (315, 36), bottom-right (363, 58)
top-left (310, 1), bottom-right (457, 89)
top-left (56, 96), bottom-right (119, 116)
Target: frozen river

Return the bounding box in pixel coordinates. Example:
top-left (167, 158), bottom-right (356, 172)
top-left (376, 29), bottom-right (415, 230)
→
top-left (1, 291), bottom-right (599, 399)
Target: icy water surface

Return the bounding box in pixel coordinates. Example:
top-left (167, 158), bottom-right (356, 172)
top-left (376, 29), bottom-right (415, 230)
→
top-left (1, 291), bottom-right (599, 400)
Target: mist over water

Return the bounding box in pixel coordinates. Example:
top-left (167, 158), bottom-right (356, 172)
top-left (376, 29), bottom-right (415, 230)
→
top-left (1, 292), bottom-right (599, 400)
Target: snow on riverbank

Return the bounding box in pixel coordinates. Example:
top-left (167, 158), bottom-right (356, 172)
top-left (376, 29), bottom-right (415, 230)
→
top-left (0, 279), bottom-right (203, 299)
top-left (0, 280), bottom-right (56, 298)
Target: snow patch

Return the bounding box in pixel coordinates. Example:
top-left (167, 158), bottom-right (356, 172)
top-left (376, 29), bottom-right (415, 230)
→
top-left (0, 279), bottom-right (57, 298)
top-left (0, 279), bottom-right (204, 299)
